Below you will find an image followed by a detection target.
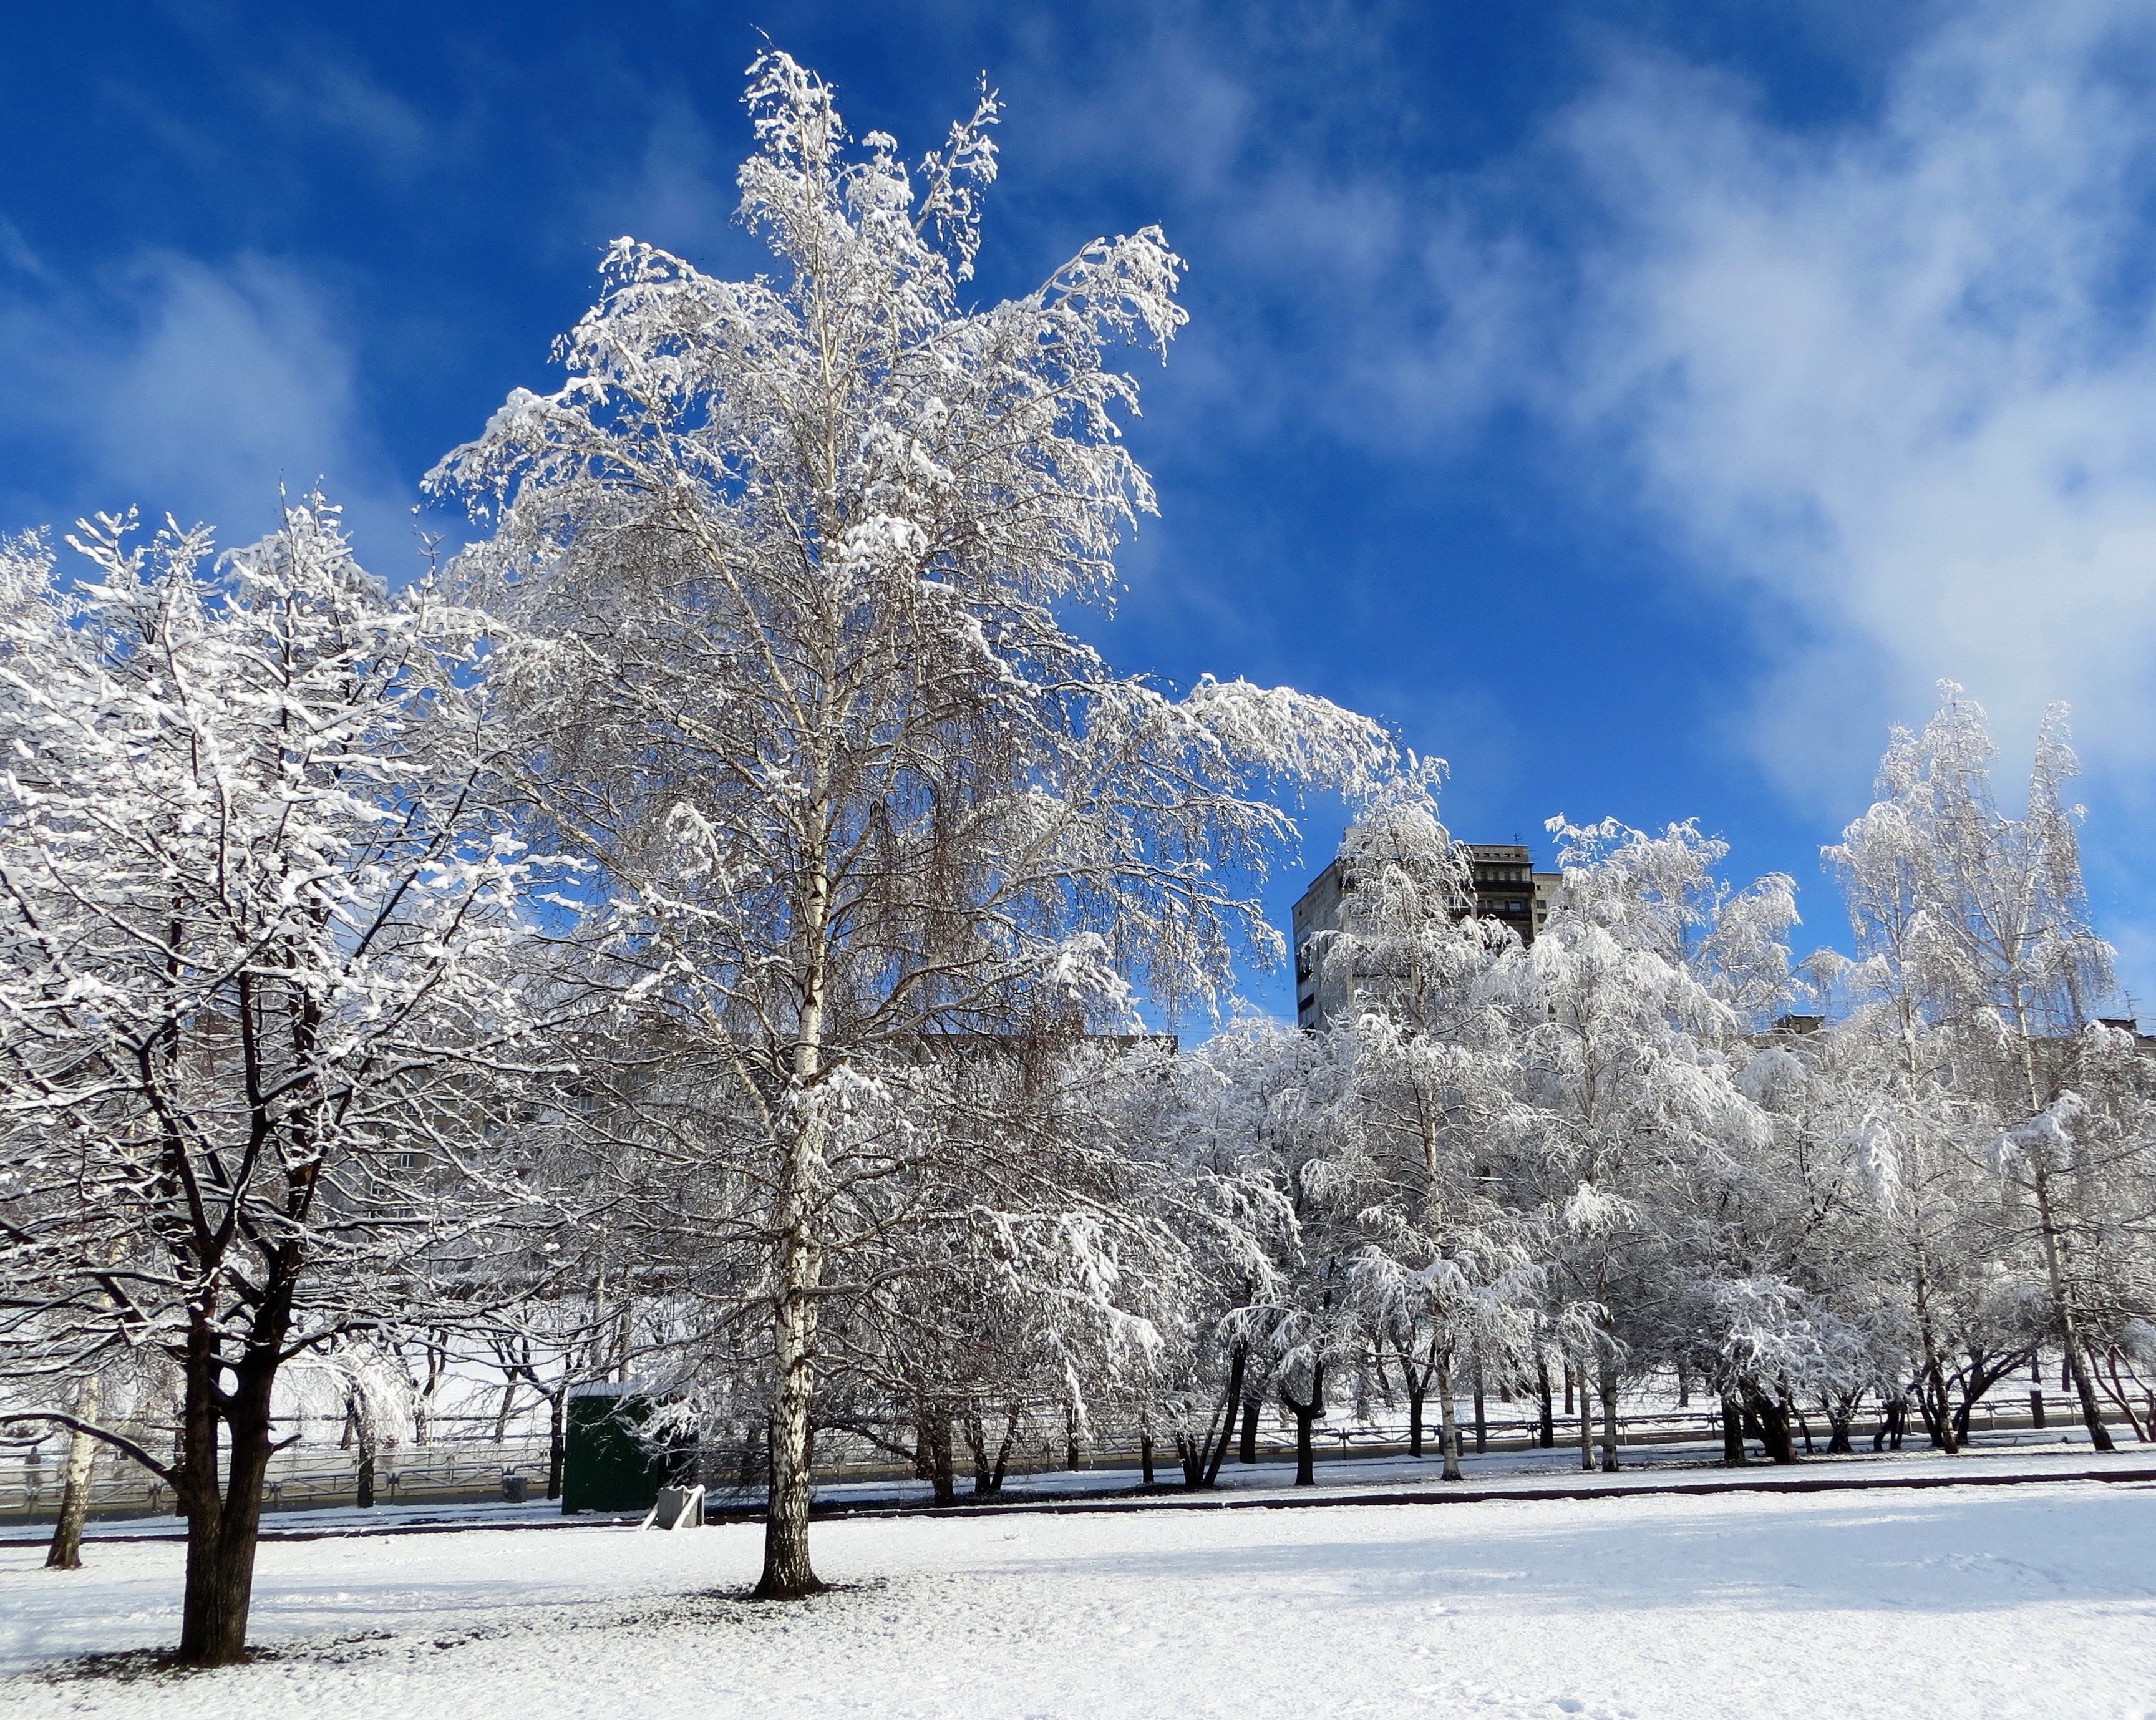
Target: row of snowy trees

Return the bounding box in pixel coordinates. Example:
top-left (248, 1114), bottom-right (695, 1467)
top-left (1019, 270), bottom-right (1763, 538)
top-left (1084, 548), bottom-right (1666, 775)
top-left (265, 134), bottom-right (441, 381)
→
top-left (2, 49), bottom-right (2151, 1673)
top-left (0, 53), bottom-right (1382, 1664)
top-left (1147, 689), bottom-right (2156, 1499)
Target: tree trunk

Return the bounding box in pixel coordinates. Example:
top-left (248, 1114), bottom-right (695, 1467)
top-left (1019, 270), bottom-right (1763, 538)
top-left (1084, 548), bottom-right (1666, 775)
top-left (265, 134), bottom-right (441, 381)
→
top-left (1826, 1396), bottom-right (1854, 1455)
top-left (1563, 1362), bottom-right (1575, 1417)
top-left (1472, 1361), bottom-right (1487, 1457)
top-left (1597, 1363), bottom-right (1621, 1474)
top-left (1238, 1395), bottom-right (1260, 1464)
top-left (44, 1374), bottom-right (100, 1570)
top-left (959, 1406), bottom-right (1020, 1501)
top-left (1140, 1425), bottom-right (1155, 1487)
top-left (756, 1220), bottom-right (825, 1596)
top-left (1175, 1433), bottom-right (1204, 1487)
top-left (352, 1393), bottom-right (377, 1509)
top-left (546, 1386), bottom-right (566, 1501)
top-left (2029, 1352), bottom-right (2047, 1431)
top-left (2029, 1157), bottom-right (2114, 1452)
top-left (1746, 1391), bottom-right (1798, 1465)
top-left (2062, 1336), bottom-right (2116, 1453)
top-left (925, 1407), bottom-right (956, 1505)
top-left (990, 1406), bottom-right (1019, 1494)
top-left (755, 847), bottom-right (837, 1600)
top-left (1437, 1351), bottom-right (1463, 1482)
top-left (1063, 1401), bottom-right (1083, 1470)
top-left (1536, 1354), bottom-right (1555, 1449)
top-left (175, 1333), bottom-right (281, 1667)
top-left (1281, 1360), bottom-right (1325, 1488)
top-left (1199, 1346), bottom-right (1246, 1489)
top-left (1407, 1384), bottom-right (1425, 1458)
top-left (1578, 1374), bottom-right (1595, 1473)
top-left (1721, 1394), bottom-right (1746, 1465)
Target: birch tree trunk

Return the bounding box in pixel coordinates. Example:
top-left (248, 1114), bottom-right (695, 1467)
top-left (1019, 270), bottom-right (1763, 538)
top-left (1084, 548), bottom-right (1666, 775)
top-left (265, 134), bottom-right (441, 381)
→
top-left (2030, 1158), bottom-right (2115, 1452)
top-left (44, 1375), bottom-right (100, 1570)
top-left (1436, 1351), bottom-right (1463, 1482)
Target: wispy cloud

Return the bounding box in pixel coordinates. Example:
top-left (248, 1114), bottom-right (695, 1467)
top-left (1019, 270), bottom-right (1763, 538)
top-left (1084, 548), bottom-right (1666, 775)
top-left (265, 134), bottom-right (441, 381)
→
top-left (0, 253), bottom-right (420, 573)
top-left (1421, 2), bottom-right (2156, 805)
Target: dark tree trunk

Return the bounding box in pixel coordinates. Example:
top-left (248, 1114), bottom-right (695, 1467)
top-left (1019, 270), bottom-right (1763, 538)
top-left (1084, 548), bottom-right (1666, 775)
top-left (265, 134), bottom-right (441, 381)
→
top-left (1183, 1346), bottom-right (1246, 1489)
top-left (1472, 1362), bottom-right (1487, 1457)
top-left (1578, 1374), bottom-right (1595, 1473)
top-left (1721, 1394), bottom-right (1746, 1465)
top-left (1913, 1351), bottom-right (1958, 1452)
top-left (1826, 1397), bottom-right (1854, 1455)
top-left (1536, 1355), bottom-right (1555, 1449)
top-left (1140, 1428), bottom-right (1155, 1487)
top-left (175, 1326), bottom-right (283, 1667)
top-left (2063, 1336), bottom-right (2116, 1452)
top-left (1597, 1363), bottom-right (1621, 1474)
top-left (925, 1407), bottom-right (956, 1505)
top-left (1281, 1361), bottom-right (1326, 1488)
top-left (546, 1387), bottom-right (566, 1501)
top-left (963, 1406), bottom-right (1021, 1500)
top-left (351, 1391), bottom-right (377, 1509)
top-left (1745, 1391), bottom-right (1798, 1465)
top-left (1175, 1433), bottom-right (1204, 1487)
top-left (1238, 1394), bottom-right (1260, 1464)
top-left (1407, 1386), bottom-right (1425, 1458)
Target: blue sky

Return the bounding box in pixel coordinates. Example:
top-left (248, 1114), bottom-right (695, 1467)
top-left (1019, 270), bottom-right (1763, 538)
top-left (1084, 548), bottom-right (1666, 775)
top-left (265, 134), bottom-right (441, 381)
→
top-left (6, 0), bottom-right (2156, 1022)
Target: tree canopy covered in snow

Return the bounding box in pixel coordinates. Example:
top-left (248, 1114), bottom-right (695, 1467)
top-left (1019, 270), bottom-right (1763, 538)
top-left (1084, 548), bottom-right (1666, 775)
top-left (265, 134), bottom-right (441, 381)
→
top-left (2, 46), bottom-right (2155, 1676)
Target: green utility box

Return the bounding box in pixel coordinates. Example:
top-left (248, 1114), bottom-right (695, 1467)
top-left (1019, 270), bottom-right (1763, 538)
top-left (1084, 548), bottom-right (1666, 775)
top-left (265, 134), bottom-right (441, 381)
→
top-left (561, 1384), bottom-right (661, 1515)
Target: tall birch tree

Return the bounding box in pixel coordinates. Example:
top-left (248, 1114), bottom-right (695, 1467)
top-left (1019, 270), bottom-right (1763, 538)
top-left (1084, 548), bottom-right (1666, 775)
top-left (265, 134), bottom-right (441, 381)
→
top-left (427, 52), bottom-right (1386, 1596)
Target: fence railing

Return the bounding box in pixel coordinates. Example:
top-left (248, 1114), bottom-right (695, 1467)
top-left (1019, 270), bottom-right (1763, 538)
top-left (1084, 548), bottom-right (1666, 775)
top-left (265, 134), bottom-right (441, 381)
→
top-left (0, 1436), bottom-right (555, 1523)
top-left (0, 1391), bottom-right (2109, 1524)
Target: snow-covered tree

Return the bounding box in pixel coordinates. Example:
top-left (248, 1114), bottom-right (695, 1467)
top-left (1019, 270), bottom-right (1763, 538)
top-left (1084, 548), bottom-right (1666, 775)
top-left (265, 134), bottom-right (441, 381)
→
top-left (1825, 686), bottom-right (2141, 1450)
top-left (426, 53), bottom-right (1386, 1595)
top-left (0, 503), bottom-right (566, 1665)
top-left (1500, 818), bottom-right (1778, 1470)
top-left (1134, 1014), bottom-right (1306, 1486)
top-left (1296, 769), bottom-right (1540, 1479)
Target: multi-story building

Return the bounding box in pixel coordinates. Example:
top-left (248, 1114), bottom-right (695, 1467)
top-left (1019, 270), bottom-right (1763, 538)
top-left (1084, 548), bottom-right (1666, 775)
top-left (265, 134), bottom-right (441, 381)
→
top-left (1289, 842), bottom-right (1563, 1031)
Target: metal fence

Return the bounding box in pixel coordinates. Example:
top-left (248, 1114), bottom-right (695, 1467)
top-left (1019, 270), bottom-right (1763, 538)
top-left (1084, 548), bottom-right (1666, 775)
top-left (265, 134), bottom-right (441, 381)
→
top-left (0, 1436), bottom-right (555, 1524)
top-left (0, 1391), bottom-right (2102, 1525)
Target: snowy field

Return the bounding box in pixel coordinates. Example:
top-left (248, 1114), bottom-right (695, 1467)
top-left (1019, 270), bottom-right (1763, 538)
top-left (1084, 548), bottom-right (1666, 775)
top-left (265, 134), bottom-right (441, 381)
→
top-left (6, 1472), bottom-right (2155, 1719)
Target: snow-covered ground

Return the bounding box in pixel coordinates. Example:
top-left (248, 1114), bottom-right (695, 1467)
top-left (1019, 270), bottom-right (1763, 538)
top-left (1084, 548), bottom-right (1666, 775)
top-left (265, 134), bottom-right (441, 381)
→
top-left (5, 1465), bottom-right (2154, 1719)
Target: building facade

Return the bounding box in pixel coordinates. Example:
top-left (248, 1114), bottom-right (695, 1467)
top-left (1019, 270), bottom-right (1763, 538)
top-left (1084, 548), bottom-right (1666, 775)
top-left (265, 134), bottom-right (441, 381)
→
top-left (1289, 842), bottom-right (1563, 1031)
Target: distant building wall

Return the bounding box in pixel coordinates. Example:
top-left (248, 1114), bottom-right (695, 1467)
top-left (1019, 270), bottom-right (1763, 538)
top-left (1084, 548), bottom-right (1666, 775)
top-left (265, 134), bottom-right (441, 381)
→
top-left (1289, 842), bottom-right (1564, 1031)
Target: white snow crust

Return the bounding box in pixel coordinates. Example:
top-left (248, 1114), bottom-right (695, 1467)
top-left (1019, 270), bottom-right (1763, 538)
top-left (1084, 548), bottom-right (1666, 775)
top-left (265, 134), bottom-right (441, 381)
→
top-left (5, 1474), bottom-right (2154, 1719)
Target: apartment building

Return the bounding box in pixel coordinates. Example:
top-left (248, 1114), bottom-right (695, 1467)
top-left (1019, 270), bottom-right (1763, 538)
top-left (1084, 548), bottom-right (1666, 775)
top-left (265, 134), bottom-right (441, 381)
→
top-left (1289, 842), bottom-right (1563, 1030)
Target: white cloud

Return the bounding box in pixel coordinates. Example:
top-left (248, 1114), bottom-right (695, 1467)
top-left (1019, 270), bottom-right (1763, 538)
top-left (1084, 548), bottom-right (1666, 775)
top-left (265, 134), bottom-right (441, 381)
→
top-left (1504, 2), bottom-right (2156, 802)
top-left (0, 253), bottom-right (420, 575)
